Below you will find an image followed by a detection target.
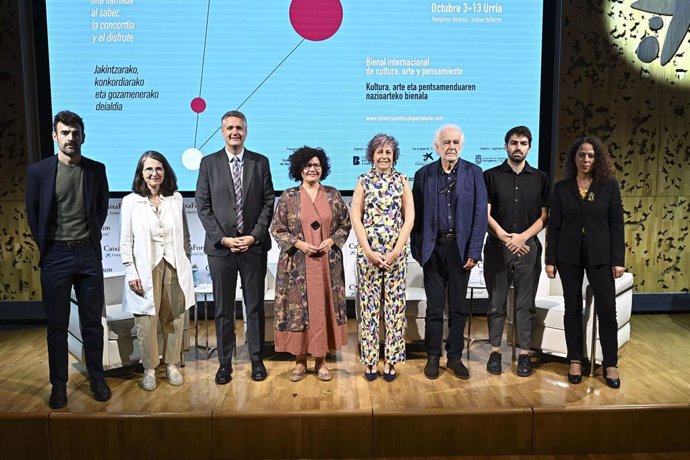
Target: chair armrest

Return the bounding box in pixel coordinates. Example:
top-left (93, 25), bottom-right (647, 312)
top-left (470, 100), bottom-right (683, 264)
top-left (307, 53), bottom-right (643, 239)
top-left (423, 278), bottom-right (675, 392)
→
top-left (614, 272), bottom-right (633, 295)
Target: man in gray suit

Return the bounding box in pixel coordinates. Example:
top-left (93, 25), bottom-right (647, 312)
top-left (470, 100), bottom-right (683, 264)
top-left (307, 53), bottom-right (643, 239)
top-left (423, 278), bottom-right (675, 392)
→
top-left (195, 110), bottom-right (275, 383)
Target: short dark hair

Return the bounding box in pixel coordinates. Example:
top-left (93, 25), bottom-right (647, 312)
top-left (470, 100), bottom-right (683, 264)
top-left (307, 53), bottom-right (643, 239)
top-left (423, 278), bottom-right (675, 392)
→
top-left (131, 151), bottom-right (178, 197)
top-left (366, 133), bottom-right (400, 165)
top-left (564, 136), bottom-right (616, 183)
top-left (504, 126), bottom-right (532, 146)
top-left (220, 110), bottom-right (247, 128)
top-left (53, 110), bottom-right (84, 133)
top-left (287, 146), bottom-right (331, 182)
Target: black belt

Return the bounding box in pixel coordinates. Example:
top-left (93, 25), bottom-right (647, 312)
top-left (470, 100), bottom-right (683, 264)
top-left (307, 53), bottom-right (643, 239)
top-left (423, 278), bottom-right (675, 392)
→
top-left (437, 232), bottom-right (456, 240)
top-left (50, 239), bottom-right (91, 248)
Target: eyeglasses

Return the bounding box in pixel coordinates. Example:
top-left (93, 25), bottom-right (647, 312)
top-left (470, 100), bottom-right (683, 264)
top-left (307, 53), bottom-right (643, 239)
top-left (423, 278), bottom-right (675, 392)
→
top-left (303, 163), bottom-right (322, 171)
top-left (143, 167), bottom-right (164, 175)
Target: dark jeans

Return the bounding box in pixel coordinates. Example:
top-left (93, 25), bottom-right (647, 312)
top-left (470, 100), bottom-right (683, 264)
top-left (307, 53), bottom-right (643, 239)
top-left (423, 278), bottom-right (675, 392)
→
top-left (558, 237), bottom-right (618, 368)
top-left (40, 244), bottom-right (105, 387)
top-left (423, 238), bottom-right (471, 361)
top-left (208, 250), bottom-right (266, 365)
top-left (484, 238), bottom-right (541, 349)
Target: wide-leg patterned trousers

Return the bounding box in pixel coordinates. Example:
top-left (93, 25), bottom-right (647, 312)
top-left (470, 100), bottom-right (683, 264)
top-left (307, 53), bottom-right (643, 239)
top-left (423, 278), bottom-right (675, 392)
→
top-left (357, 255), bottom-right (407, 366)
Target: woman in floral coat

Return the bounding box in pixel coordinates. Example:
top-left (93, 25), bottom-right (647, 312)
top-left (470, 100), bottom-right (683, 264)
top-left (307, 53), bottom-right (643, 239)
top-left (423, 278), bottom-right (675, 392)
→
top-left (270, 146), bottom-right (351, 382)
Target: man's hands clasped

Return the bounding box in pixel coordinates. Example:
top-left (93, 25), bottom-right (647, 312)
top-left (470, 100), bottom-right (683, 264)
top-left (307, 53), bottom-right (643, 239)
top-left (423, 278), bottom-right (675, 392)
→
top-left (222, 235), bottom-right (255, 252)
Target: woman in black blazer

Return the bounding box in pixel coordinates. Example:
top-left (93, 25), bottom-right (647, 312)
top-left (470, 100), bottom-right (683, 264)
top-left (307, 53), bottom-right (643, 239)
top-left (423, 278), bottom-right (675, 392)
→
top-left (545, 137), bottom-right (625, 389)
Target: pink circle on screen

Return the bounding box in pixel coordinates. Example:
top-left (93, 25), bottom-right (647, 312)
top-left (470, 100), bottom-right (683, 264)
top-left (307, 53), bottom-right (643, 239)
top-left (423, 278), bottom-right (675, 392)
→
top-left (191, 97), bottom-right (206, 113)
top-left (289, 0), bottom-right (343, 41)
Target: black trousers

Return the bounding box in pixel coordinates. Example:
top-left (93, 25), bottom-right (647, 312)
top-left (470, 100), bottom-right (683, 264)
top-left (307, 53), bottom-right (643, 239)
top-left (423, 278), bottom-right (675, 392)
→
top-left (208, 250), bottom-right (266, 365)
top-left (40, 244), bottom-right (105, 387)
top-left (558, 237), bottom-right (618, 368)
top-left (484, 238), bottom-right (541, 349)
top-left (423, 237), bottom-right (471, 361)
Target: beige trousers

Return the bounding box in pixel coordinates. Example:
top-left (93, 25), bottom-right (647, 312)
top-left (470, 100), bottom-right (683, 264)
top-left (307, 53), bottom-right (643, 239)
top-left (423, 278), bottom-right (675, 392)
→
top-left (135, 260), bottom-right (185, 369)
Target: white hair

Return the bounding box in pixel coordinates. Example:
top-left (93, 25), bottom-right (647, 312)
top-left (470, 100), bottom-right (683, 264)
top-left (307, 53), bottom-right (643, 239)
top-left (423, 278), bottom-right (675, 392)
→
top-left (434, 124), bottom-right (464, 145)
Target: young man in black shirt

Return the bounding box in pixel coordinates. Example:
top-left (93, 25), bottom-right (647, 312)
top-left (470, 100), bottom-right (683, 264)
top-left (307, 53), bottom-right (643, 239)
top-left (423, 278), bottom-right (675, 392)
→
top-left (483, 126), bottom-right (549, 377)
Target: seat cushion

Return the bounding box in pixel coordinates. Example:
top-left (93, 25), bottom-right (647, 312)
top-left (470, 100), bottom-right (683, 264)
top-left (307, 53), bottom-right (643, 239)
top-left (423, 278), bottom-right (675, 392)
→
top-left (405, 287), bottom-right (428, 317)
top-left (103, 273), bottom-right (125, 305)
top-left (530, 325), bottom-right (568, 358)
top-left (534, 296), bottom-right (569, 329)
top-left (406, 286), bottom-right (426, 301)
top-left (105, 304), bottom-right (136, 340)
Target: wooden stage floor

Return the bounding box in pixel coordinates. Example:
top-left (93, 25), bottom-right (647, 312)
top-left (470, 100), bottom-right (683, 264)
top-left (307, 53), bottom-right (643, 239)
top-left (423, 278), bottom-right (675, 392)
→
top-left (0, 314), bottom-right (688, 460)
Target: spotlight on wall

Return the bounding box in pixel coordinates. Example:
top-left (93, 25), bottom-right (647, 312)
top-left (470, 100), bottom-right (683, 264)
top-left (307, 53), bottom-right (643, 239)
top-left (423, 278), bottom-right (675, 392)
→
top-left (606, 0), bottom-right (690, 86)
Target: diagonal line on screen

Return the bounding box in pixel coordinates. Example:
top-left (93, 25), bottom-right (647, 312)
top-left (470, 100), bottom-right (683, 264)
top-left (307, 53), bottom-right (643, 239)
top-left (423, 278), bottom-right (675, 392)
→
top-left (198, 39), bottom-right (306, 150)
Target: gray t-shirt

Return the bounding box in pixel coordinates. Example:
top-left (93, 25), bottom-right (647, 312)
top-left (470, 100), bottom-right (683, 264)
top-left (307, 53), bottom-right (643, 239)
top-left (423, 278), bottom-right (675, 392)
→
top-left (48, 160), bottom-right (90, 241)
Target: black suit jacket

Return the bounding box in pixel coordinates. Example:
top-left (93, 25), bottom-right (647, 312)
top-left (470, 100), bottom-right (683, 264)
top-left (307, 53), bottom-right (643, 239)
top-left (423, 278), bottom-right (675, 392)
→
top-left (195, 148), bottom-right (275, 255)
top-left (545, 177), bottom-right (624, 267)
top-left (25, 155), bottom-right (109, 264)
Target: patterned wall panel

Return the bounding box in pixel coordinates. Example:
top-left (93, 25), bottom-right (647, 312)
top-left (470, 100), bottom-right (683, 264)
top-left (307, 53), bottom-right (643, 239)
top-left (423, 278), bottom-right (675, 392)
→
top-left (656, 93), bottom-right (690, 197)
top-left (557, 89), bottom-right (661, 197)
top-left (0, 202), bottom-right (40, 299)
top-left (0, 0), bottom-right (26, 203)
top-left (0, 0), bottom-right (40, 301)
top-left (625, 196), bottom-right (690, 292)
top-left (557, 0), bottom-right (690, 293)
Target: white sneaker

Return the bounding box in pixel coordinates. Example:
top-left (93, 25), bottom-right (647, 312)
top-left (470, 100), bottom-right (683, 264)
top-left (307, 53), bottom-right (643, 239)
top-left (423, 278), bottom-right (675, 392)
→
top-left (166, 365), bottom-right (183, 386)
top-left (142, 369), bottom-right (157, 391)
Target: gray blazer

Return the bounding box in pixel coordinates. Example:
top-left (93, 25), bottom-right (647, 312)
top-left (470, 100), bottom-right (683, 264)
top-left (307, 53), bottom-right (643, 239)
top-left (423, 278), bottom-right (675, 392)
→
top-left (195, 148), bottom-right (275, 255)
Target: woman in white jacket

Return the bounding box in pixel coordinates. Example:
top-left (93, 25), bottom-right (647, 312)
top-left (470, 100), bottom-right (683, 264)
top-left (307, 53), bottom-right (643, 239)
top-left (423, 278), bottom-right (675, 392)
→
top-left (120, 151), bottom-right (195, 391)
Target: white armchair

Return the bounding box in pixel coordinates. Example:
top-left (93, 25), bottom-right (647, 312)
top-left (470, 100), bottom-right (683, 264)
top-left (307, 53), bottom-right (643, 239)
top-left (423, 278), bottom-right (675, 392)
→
top-left (507, 232), bottom-right (633, 364)
top-left (68, 272), bottom-right (190, 370)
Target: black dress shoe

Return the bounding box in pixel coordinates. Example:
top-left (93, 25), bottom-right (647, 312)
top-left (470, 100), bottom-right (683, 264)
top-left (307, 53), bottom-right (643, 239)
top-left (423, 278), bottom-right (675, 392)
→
top-left (215, 365), bottom-right (232, 384)
top-left (567, 362), bottom-right (582, 384)
top-left (364, 365), bottom-right (378, 382)
top-left (90, 378), bottom-right (112, 402)
top-left (516, 354), bottom-right (533, 377)
top-left (382, 365), bottom-right (396, 383)
top-left (251, 360), bottom-right (267, 381)
top-left (49, 385), bottom-right (68, 409)
top-left (424, 356), bottom-right (440, 380)
top-left (486, 351), bottom-right (502, 375)
top-left (447, 357), bottom-right (470, 379)
top-left (603, 368), bottom-right (621, 389)
top-left (567, 372), bottom-right (582, 384)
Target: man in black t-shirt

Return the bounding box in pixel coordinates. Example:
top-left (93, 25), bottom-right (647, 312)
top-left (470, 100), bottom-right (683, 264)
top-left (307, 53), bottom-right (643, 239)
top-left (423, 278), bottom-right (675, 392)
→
top-left (483, 126), bottom-right (550, 377)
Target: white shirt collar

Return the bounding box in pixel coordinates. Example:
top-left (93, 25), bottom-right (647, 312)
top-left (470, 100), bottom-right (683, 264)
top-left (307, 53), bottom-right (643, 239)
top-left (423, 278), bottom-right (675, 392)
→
top-left (133, 193), bottom-right (168, 202)
top-left (225, 148), bottom-right (245, 163)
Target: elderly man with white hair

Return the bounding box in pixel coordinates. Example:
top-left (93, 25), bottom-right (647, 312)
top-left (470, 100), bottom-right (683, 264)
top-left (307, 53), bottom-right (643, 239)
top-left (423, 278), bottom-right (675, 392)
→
top-left (411, 124), bottom-right (488, 380)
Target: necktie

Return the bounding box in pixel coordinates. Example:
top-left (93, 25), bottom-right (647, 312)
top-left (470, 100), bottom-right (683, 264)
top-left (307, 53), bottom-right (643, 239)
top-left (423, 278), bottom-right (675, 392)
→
top-left (232, 157), bottom-right (243, 233)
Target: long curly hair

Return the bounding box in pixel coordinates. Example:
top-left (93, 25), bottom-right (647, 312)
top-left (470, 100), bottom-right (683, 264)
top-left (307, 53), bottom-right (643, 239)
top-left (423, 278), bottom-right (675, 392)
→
top-left (563, 136), bottom-right (616, 183)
